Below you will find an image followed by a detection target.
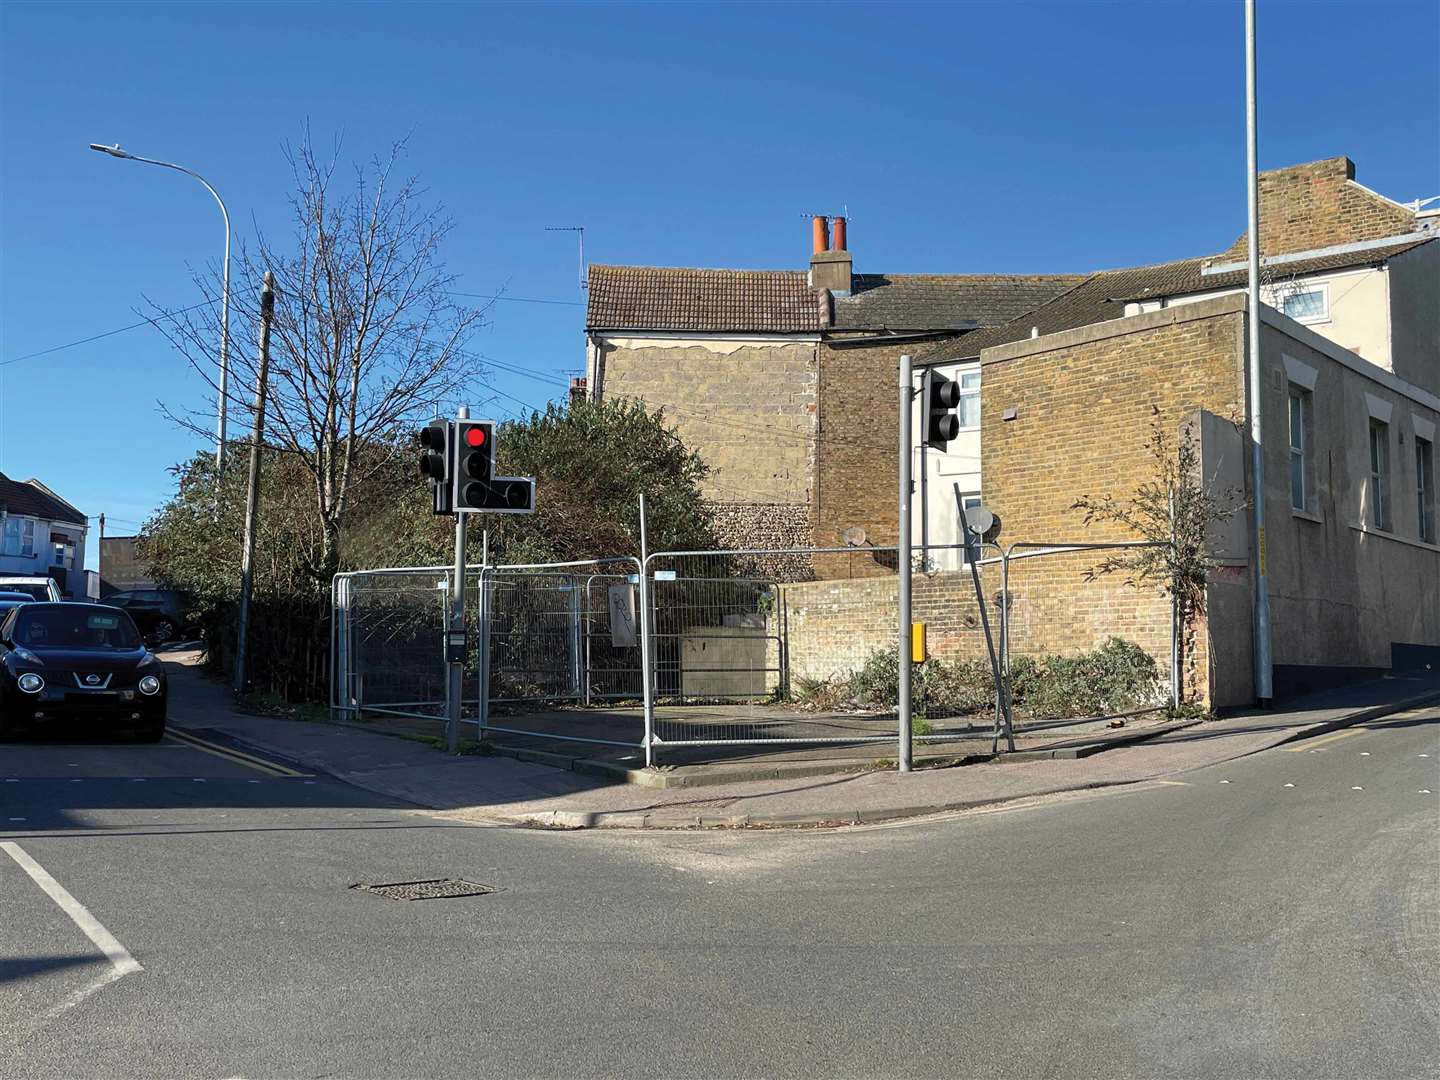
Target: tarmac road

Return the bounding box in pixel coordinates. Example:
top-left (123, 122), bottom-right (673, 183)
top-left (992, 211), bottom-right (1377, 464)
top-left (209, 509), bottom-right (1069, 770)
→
top-left (2, 709), bottom-right (1436, 1079)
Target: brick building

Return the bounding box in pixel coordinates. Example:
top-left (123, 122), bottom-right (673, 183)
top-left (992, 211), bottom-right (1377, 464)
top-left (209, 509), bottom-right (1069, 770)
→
top-left (583, 220), bottom-right (1081, 557)
top-left (584, 156), bottom-right (1438, 706)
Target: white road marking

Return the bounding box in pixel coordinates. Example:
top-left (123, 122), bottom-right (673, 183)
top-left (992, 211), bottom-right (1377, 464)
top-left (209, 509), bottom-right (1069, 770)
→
top-left (1, 841), bottom-right (142, 977)
top-left (1359, 751), bottom-right (1370, 756)
top-left (1283, 783), bottom-right (1295, 788)
top-left (1351, 786), bottom-right (1364, 791)
top-left (1421, 790), bottom-right (1433, 794)
top-left (1219, 780), bottom-right (1232, 784)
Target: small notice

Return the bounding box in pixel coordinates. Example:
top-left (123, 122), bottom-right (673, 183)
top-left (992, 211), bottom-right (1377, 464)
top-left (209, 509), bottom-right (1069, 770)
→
top-left (608, 584), bottom-right (638, 647)
top-left (654, 570), bottom-right (677, 581)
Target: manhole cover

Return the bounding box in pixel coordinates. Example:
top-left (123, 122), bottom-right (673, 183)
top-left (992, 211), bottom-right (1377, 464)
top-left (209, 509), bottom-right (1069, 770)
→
top-left (351, 878), bottom-right (496, 901)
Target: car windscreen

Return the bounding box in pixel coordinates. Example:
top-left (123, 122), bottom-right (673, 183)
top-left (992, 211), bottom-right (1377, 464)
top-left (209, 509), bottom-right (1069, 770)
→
top-left (0, 583), bottom-right (50, 601)
top-left (12, 607), bottom-right (142, 650)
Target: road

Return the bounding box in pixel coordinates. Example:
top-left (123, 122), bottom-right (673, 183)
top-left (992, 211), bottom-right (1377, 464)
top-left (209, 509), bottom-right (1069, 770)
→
top-left (2, 709), bottom-right (1436, 1079)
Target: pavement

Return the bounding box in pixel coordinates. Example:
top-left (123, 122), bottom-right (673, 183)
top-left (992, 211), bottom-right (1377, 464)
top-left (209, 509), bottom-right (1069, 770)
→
top-left (3, 689), bottom-right (1436, 1078)
top-left (161, 651), bottom-right (1440, 829)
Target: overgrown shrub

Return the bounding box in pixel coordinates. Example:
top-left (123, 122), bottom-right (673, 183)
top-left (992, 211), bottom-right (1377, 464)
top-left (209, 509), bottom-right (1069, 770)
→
top-left (793, 637), bottom-right (1161, 722)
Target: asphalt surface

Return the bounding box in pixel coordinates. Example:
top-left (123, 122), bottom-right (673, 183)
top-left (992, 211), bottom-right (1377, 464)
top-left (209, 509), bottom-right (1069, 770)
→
top-left (2, 709), bottom-right (1436, 1079)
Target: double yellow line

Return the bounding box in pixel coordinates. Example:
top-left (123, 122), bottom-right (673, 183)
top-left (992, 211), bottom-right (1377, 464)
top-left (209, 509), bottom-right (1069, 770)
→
top-left (166, 728), bottom-right (312, 777)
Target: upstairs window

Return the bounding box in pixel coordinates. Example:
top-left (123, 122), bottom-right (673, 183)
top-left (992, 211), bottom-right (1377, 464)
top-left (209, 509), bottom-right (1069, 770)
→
top-left (1418, 437), bottom-right (1436, 545)
top-left (1281, 287), bottom-right (1327, 322)
top-left (1369, 419), bottom-right (1391, 530)
top-left (958, 370), bottom-right (981, 429)
top-left (2, 517), bottom-right (35, 558)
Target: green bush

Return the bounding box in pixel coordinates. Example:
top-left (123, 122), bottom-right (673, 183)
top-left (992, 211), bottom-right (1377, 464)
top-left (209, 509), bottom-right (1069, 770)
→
top-left (797, 638), bottom-right (1161, 722)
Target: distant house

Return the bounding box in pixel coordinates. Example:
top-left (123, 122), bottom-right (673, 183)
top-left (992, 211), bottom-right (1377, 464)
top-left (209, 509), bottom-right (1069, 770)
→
top-left (584, 220), bottom-right (1081, 559)
top-left (99, 535), bottom-right (157, 594)
top-left (0, 472), bottom-right (89, 598)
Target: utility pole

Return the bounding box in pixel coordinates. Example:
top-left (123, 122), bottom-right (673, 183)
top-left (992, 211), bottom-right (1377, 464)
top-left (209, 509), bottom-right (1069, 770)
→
top-left (1245, 0), bottom-right (1273, 705)
top-left (897, 354), bottom-right (914, 773)
top-left (97, 513), bottom-right (105, 594)
top-left (233, 271), bottom-right (275, 696)
top-left (446, 406), bottom-right (470, 754)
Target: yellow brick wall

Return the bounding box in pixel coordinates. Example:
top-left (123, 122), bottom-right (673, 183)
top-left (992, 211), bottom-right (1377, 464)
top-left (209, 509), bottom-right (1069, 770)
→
top-left (978, 303), bottom-right (1248, 703)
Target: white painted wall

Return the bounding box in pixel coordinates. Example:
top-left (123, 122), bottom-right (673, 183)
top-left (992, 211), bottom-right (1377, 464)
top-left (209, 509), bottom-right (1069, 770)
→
top-left (1126, 266), bottom-right (1394, 370)
top-left (911, 360), bottom-right (982, 572)
top-left (0, 513), bottom-right (88, 598)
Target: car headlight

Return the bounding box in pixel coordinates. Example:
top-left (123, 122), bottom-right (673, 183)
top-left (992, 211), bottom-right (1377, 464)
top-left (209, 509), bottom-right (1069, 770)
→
top-left (138, 675), bottom-right (162, 696)
top-left (17, 673), bottom-right (44, 694)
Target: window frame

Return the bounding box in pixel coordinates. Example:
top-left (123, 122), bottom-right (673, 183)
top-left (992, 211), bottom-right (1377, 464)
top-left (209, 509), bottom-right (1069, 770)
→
top-left (1418, 436), bottom-right (1436, 546)
top-left (956, 369), bottom-right (981, 431)
top-left (1368, 419), bottom-right (1391, 531)
top-left (1275, 281), bottom-right (1330, 325)
top-left (1287, 384), bottom-right (1313, 512)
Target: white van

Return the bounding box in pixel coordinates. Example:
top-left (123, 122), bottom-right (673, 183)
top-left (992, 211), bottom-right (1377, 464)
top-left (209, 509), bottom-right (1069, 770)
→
top-left (0, 575), bottom-right (63, 602)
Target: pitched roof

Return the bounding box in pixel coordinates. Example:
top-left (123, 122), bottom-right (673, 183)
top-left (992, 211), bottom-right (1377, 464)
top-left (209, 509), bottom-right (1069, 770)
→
top-left (832, 274), bottom-right (1084, 331)
top-left (586, 265), bottom-right (821, 333)
top-left (916, 235), bottom-right (1435, 363)
top-left (585, 264), bottom-right (1084, 334)
top-left (0, 473), bottom-right (86, 526)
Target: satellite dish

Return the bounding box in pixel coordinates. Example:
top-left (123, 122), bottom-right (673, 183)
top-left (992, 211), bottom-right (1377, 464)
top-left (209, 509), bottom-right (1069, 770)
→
top-left (842, 526), bottom-right (868, 547)
top-left (964, 506), bottom-right (995, 537)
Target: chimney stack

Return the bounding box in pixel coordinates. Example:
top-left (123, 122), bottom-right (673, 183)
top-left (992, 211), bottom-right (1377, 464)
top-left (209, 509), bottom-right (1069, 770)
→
top-left (808, 215), bottom-right (852, 296)
top-left (811, 214), bottom-right (829, 255)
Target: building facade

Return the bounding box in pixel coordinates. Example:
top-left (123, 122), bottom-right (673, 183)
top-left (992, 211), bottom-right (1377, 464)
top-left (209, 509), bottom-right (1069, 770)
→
top-left (0, 472), bottom-right (89, 599)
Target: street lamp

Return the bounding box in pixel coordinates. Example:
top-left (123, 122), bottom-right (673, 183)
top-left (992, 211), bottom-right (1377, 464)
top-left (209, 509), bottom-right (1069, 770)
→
top-left (89, 142), bottom-right (233, 482)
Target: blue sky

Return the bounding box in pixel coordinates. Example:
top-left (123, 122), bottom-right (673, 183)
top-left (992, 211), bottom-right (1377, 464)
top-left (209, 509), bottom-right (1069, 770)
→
top-left (1, 0), bottom-right (1436, 568)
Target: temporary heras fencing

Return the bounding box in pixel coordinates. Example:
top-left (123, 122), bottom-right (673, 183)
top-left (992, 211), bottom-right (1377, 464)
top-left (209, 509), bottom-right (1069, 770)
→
top-left (332, 538), bottom-right (1176, 766)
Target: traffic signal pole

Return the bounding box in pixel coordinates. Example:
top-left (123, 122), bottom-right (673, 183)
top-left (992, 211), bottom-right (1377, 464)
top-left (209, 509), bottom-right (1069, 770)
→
top-left (447, 405), bottom-right (470, 754)
top-left (897, 354), bottom-right (914, 773)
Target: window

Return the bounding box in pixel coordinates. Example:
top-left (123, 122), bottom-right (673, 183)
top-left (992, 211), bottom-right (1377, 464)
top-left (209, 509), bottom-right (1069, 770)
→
top-left (2, 517), bottom-right (35, 558)
top-left (958, 371), bottom-right (981, 428)
top-left (1418, 438), bottom-right (1436, 545)
top-left (1276, 283), bottom-right (1329, 324)
top-left (50, 532), bottom-right (76, 571)
top-left (1369, 420), bottom-right (1391, 530)
top-left (960, 494), bottom-right (984, 563)
top-left (1288, 386), bottom-right (1313, 511)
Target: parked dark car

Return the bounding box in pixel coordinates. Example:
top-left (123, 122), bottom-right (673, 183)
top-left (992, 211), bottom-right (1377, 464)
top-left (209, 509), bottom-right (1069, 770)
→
top-left (0, 592), bottom-right (33, 623)
top-left (101, 589), bottom-right (192, 645)
top-left (0, 603), bottom-right (166, 741)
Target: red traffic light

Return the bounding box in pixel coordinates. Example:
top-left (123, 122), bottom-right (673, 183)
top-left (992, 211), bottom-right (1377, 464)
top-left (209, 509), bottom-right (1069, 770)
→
top-left (464, 427), bottom-right (487, 447)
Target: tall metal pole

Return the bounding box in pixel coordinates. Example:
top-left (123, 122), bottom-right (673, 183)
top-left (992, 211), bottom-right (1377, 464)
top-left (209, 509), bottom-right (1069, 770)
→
top-left (1244, 0), bottom-right (1274, 704)
top-left (897, 354), bottom-right (914, 773)
top-left (638, 493), bottom-right (655, 767)
top-left (88, 143), bottom-right (232, 481)
top-left (233, 271), bottom-right (275, 696)
top-left (447, 406), bottom-right (470, 753)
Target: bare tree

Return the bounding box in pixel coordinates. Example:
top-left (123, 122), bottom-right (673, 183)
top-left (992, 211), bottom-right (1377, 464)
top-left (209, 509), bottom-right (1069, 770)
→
top-left (1070, 408), bottom-right (1245, 705)
top-left (150, 130), bottom-right (487, 579)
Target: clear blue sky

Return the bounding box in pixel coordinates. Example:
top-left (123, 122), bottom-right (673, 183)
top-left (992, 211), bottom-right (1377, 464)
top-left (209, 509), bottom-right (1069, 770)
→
top-left (1, 0), bottom-right (1436, 568)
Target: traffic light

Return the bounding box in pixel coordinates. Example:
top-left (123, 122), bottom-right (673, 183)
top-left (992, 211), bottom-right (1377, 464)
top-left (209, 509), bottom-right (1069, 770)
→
top-left (453, 419), bottom-right (535, 514)
top-left (418, 419), bottom-right (453, 514)
top-left (922, 369), bottom-right (962, 451)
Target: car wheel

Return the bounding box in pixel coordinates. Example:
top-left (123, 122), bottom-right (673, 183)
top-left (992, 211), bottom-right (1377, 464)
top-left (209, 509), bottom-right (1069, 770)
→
top-left (147, 618), bottom-right (177, 645)
top-left (134, 720), bottom-right (167, 743)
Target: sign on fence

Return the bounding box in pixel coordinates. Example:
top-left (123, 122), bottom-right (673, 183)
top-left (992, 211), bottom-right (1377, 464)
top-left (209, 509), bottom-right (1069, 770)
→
top-left (608, 583), bottom-right (638, 647)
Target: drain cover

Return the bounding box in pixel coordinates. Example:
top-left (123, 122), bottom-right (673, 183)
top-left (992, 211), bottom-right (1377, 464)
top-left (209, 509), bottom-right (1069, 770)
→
top-left (351, 878), bottom-right (495, 901)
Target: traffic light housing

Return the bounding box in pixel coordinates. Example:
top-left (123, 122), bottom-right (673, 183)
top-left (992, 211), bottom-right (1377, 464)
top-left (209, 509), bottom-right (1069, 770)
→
top-left (922, 369), bottom-right (962, 451)
top-left (418, 419), bottom-right (453, 514)
top-left (453, 419), bottom-right (535, 514)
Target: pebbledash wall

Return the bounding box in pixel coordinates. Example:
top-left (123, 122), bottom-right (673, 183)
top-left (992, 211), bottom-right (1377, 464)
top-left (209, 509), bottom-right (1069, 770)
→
top-left (589, 335), bottom-right (818, 543)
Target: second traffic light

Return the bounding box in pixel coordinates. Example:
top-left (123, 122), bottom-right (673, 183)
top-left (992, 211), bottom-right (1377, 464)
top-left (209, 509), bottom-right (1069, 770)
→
top-left (922, 369), bottom-right (962, 452)
top-left (453, 419), bottom-right (535, 514)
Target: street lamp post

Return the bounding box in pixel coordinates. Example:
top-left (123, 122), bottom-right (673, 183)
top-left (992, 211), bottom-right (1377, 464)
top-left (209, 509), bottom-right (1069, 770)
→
top-left (89, 143), bottom-right (232, 482)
